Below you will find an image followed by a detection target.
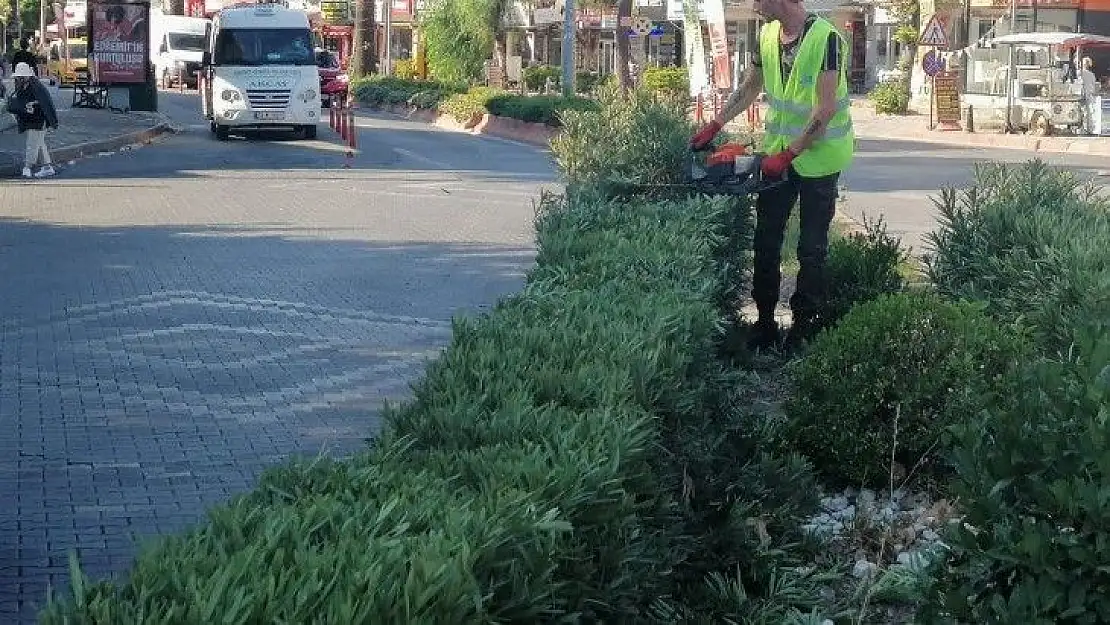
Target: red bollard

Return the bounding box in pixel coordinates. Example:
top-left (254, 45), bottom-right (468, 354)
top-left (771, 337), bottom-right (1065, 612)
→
top-left (338, 102), bottom-right (347, 140)
top-left (329, 101), bottom-right (336, 130)
top-left (347, 108), bottom-right (356, 149)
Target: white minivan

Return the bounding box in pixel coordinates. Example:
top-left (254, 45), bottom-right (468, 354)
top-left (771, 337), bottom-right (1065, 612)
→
top-left (200, 3), bottom-right (320, 140)
top-left (152, 9), bottom-right (209, 89)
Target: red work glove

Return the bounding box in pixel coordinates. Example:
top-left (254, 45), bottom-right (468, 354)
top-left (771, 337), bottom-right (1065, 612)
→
top-left (761, 149), bottom-right (797, 179)
top-left (689, 119), bottom-right (723, 150)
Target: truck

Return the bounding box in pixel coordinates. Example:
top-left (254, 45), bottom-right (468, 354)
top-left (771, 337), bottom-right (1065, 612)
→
top-left (151, 10), bottom-right (210, 89)
top-left (200, 3), bottom-right (320, 140)
top-left (46, 37), bottom-right (88, 85)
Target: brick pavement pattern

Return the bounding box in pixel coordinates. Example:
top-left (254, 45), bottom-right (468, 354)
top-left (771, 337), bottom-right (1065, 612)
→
top-left (0, 94), bottom-right (555, 623)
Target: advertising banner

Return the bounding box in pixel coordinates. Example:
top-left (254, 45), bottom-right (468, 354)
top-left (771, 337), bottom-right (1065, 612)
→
top-left (89, 0), bottom-right (150, 84)
top-left (704, 0), bottom-right (729, 89)
top-left (682, 0), bottom-right (708, 97)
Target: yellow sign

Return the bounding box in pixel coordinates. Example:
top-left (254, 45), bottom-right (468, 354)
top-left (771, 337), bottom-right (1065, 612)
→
top-left (934, 72), bottom-right (961, 124)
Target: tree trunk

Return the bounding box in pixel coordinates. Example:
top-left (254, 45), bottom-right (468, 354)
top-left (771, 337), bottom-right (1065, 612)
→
top-left (614, 0), bottom-right (632, 93)
top-left (493, 35), bottom-right (506, 70)
top-left (350, 0), bottom-right (376, 77)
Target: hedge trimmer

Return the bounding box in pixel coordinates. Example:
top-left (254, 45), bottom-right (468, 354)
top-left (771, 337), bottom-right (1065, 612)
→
top-left (685, 142), bottom-right (790, 196)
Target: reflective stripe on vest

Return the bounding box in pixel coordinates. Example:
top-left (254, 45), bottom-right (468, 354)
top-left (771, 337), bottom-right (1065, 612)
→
top-left (759, 18), bottom-right (855, 178)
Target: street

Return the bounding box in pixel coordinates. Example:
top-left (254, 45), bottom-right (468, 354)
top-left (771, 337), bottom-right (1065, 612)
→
top-left (0, 90), bottom-right (1105, 622)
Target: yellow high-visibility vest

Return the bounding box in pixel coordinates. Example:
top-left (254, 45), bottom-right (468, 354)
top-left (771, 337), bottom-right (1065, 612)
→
top-left (759, 18), bottom-right (855, 177)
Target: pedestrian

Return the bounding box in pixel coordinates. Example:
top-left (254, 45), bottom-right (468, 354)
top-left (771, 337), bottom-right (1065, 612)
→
top-left (6, 62), bottom-right (58, 179)
top-left (10, 38), bottom-right (39, 76)
top-left (688, 0), bottom-right (854, 350)
top-left (1080, 56), bottom-right (1099, 135)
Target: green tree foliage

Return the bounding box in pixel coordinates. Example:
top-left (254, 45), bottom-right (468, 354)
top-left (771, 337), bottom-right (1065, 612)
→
top-left (420, 0), bottom-right (509, 83)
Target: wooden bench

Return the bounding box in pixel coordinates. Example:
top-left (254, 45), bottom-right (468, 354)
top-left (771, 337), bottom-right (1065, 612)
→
top-left (72, 68), bottom-right (108, 109)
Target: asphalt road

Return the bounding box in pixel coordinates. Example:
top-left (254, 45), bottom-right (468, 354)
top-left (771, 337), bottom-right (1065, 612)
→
top-left (1, 90), bottom-right (1105, 623)
top-left (843, 136), bottom-right (1110, 254)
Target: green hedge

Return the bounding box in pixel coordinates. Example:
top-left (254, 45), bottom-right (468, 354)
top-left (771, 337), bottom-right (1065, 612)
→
top-left (353, 76), bottom-right (600, 127)
top-left (38, 86), bottom-right (772, 622)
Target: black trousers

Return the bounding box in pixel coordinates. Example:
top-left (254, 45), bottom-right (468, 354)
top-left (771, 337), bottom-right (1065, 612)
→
top-left (751, 167), bottom-right (839, 323)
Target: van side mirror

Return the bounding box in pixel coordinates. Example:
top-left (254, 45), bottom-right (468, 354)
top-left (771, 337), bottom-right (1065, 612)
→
top-left (159, 42), bottom-right (168, 53)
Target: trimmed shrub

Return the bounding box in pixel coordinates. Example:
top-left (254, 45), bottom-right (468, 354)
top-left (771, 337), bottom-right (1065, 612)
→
top-left (927, 160), bottom-right (1110, 353)
top-left (438, 86), bottom-right (506, 124)
top-left (485, 94), bottom-right (599, 126)
top-left (820, 216), bottom-right (908, 329)
top-left (522, 64), bottom-right (560, 92)
top-left (868, 80), bottom-right (910, 114)
top-left (352, 75), bottom-right (464, 109)
top-left (642, 66), bottom-right (688, 97)
top-left (784, 291), bottom-right (1031, 487)
top-left (919, 333), bottom-right (1110, 623)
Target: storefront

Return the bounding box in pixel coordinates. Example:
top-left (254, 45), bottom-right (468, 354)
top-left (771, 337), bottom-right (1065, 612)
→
top-left (377, 0), bottom-right (414, 68)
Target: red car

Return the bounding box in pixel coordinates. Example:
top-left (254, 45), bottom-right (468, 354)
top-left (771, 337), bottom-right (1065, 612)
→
top-left (316, 49), bottom-right (348, 107)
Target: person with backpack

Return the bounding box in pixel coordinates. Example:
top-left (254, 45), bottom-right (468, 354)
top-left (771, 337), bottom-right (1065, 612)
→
top-left (6, 62), bottom-right (59, 178)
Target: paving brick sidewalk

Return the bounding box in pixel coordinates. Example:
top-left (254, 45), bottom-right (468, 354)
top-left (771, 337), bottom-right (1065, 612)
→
top-left (0, 106), bottom-right (171, 177)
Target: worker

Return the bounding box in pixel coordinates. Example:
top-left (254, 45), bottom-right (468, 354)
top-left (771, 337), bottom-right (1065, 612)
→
top-left (689, 0), bottom-right (855, 350)
top-left (1080, 56), bottom-right (1099, 135)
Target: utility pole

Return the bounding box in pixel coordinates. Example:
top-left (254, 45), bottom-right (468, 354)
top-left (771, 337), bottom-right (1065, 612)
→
top-left (1005, 0), bottom-right (1016, 131)
top-left (561, 0), bottom-right (574, 96)
top-left (383, 0), bottom-right (391, 75)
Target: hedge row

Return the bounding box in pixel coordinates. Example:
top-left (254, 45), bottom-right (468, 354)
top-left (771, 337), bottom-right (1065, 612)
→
top-left (352, 75), bottom-right (598, 127)
top-left (40, 86), bottom-right (829, 623)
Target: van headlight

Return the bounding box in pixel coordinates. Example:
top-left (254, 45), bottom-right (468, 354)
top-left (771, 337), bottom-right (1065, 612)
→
top-left (221, 89), bottom-right (242, 102)
top-left (299, 88), bottom-right (317, 102)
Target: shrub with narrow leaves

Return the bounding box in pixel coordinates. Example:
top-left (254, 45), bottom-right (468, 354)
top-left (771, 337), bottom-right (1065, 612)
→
top-left (927, 160), bottom-right (1110, 353)
top-left (919, 333), bottom-right (1110, 624)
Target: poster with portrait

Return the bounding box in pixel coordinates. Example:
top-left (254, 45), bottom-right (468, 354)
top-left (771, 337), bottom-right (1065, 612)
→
top-left (89, 0), bottom-right (150, 84)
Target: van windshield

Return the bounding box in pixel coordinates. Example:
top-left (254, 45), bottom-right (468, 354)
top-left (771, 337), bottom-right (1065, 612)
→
top-left (168, 32), bottom-right (205, 51)
top-left (213, 27), bottom-right (314, 66)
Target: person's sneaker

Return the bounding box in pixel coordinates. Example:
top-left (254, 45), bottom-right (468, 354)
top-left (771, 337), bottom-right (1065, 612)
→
top-left (34, 165), bottom-right (56, 178)
top-left (746, 318), bottom-right (782, 352)
top-left (21, 167), bottom-right (32, 178)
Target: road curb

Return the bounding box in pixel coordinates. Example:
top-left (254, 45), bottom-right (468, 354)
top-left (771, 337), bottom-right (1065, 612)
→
top-left (1, 120), bottom-right (176, 178)
top-left (365, 103), bottom-right (557, 149)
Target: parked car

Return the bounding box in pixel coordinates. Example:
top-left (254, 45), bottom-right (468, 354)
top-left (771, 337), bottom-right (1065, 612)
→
top-left (316, 49), bottom-right (348, 107)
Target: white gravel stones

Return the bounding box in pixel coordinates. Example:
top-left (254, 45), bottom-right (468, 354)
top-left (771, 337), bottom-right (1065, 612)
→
top-left (804, 486), bottom-right (959, 574)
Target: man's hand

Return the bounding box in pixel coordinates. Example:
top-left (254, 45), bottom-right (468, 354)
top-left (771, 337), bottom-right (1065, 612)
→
top-left (689, 119), bottom-right (722, 150)
top-left (761, 149), bottom-right (796, 179)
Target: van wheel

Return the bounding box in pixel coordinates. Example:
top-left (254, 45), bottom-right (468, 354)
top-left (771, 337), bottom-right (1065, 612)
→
top-left (301, 124), bottom-right (317, 140)
top-left (215, 125), bottom-right (230, 141)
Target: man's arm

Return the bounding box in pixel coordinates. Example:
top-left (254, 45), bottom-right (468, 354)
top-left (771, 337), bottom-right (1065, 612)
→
top-left (714, 66), bottom-right (764, 127)
top-left (787, 32), bottom-right (843, 155)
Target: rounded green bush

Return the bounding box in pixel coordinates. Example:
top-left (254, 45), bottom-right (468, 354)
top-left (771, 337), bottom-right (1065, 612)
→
top-left (783, 291), bottom-right (1030, 487)
top-left (868, 80), bottom-right (910, 115)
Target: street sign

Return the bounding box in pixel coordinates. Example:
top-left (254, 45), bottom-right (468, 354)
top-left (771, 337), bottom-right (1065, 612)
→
top-left (934, 70), bottom-right (962, 129)
top-left (922, 49), bottom-right (945, 76)
top-left (918, 14), bottom-right (949, 48)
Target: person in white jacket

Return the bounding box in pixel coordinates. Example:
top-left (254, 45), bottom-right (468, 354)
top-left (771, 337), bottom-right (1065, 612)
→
top-left (1080, 56), bottom-right (1099, 135)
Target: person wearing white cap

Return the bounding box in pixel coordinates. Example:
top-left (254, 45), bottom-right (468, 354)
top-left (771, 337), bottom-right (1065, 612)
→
top-left (6, 61), bottom-right (58, 178)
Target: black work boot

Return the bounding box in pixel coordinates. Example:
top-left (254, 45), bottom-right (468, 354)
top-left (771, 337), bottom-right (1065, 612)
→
top-left (746, 317), bottom-right (782, 352)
